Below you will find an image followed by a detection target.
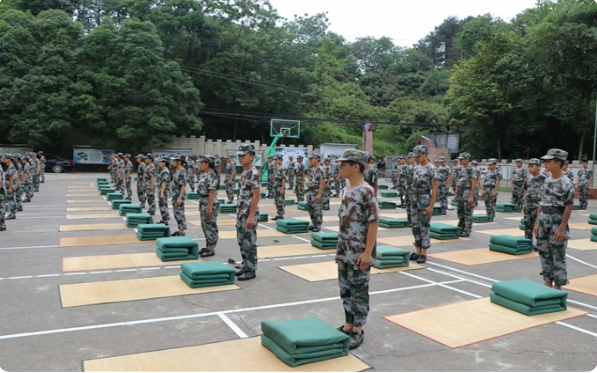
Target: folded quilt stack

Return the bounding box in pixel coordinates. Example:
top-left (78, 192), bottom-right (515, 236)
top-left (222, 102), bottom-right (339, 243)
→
top-left (379, 217), bottom-right (408, 229)
top-left (219, 184), bottom-right (226, 190)
top-left (379, 184), bottom-right (389, 190)
top-left (259, 212), bottom-right (269, 222)
top-left (381, 191), bottom-right (398, 198)
top-left (489, 235), bottom-right (532, 255)
top-left (106, 192), bottom-right (124, 202)
top-left (450, 198), bottom-right (457, 206)
top-left (489, 279), bottom-right (567, 316)
top-left (496, 203), bottom-right (516, 213)
top-left (430, 222), bottom-right (460, 240)
top-left (179, 262), bottom-right (235, 288)
top-left (96, 178), bottom-right (107, 183)
top-left (276, 219), bottom-right (309, 234)
top-left (473, 214), bottom-right (492, 223)
top-left (588, 214), bottom-right (597, 225)
top-left (591, 227), bottom-right (597, 242)
top-left (97, 183), bottom-right (109, 191)
top-left (519, 217), bottom-right (525, 230)
top-left (119, 204), bottom-right (142, 216)
top-left (379, 200), bottom-right (397, 209)
top-left (100, 187), bottom-right (115, 195)
top-left (111, 199), bottom-right (132, 209)
top-left (297, 201), bottom-right (308, 211)
top-left (136, 223), bottom-right (171, 241)
top-left (261, 192), bottom-right (267, 199)
top-left (260, 317), bottom-right (349, 367)
top-left (573, 204), bottom-right (581, 211)
top-left (310, 232), bottom-right (338, 250)
top-left (285, 198), bottom-right (295, 205)
top-left (432, 206), bottom-right (442, 216)
top-left (185, 191), bottom-right (199, 200)
top-left (155, 237), bottom-right (199, 262)
top-left (218, 203), bottom-right (237, 213)
top-left (125, 213), bottom-right (153, 228)
top-left (373, 246), bottom-right (410, 269)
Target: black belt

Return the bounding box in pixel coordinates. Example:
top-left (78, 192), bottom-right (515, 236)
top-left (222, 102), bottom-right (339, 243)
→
top-left (541, 206), bottom-right (565, 214)
top-left (412, 190), bottom-right (430, 195)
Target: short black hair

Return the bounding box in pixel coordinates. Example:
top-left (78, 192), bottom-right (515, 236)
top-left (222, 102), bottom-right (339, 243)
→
top-left (346, 161), bottom-right (365, 174)
top-left (582, 159), bottom-right (588, 163)
top-left (554, 159), bottom-right (565, 168)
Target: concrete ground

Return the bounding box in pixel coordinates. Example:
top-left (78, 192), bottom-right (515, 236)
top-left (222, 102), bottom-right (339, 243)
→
top-left (0, 173), bottom-right (596, 372)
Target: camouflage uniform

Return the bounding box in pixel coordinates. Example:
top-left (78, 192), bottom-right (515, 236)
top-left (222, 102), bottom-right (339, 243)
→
top-left (197, 169), bottom-right (219, 248)
top-left (267, 160), bottom-right (275, 197)
top-left (23, 160), bottom-right (33, 200)
top-left (136, 159), bottom-right (147, 208)
top-left (436, 162), bottom-right (450, 214)
top-left (564, 170), bottom-right (574, 183)
top-left (411, 159), bottom-right (437, 250)
top-left (185, 159), bottom-right (196, 192)
top-left (401, 158), bottom-right (415, 225)
top-left (110, 158), bottom-right (118, 184)
top-left (482, 165), bottom-right (501, 221)
top-left (32, 156), bottom-right (40, 192)
top-left (157, 166), bottom-right (171, 222)
top-left (144, 162), bottom-right (157, 215)
top-left (391, 161), bottom-right (398, 189)
top-left (274, 163), bottom-right (287, 216)
top-left (214, 157), bottom-right (221, 181)
top-left (577, 168), bottom-right (592, 210)
top-left (294, 161), bottom-right (306, 201)
top-left (473, 166), bottom-right (480, 207)
top-left (116, 157), bottom-right (125, 194)
top-left (5, 162), bottom-right (18, 215)
top-left (364, 164), bottom-right (377, 192)
top-left (287, 159), bottom-right (295, 190)
top-left (15, 159), bottom-right (23, 210)
top-left (307, 158), bottom-right (325, 231)
top-left (333, 164), bottom-right (345, 197)
top-left (451, 164), bottom-right (461, 194)
top-left (322, 163), bottom-right (332, 209)
top-left (172, 167), bottom-right (188, 232)
top-left (124, 159), bottom-right (133, 199)
top-left (336, 150), bottom-right (379, 327)
top-left (511, 165), bottom-right (528, 212)
top-left (236, 161), bottom-right (261, 272)
top-left (0, 164), bottom-right (5, 230)
top-left (523, 171), bottom-right (546, 249)
top-left (224, 161), bottom-right (235, 203)
top-left (39, 154), bottom-right (46, 183)
top-left (456, 157), bottom-right (478, 236)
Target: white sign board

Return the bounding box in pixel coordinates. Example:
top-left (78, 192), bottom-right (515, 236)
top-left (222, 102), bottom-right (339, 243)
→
top-left (275, 147), bottom-right (309, 166)
top-left (0, 146), bottom-right (32, 156)
top-left (73, 148), bottom-right (113, 164)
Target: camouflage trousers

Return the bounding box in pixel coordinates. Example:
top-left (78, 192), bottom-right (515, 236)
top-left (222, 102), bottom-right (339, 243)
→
top-left (200, 199), bottom-right (219, 248)
top-left (0, 195), bottom-right (5, 228)
top-left (225, 181), bottom-right (235, 203)
top-left (307, 190), bottom-right (323, 230)
top-left (405, 189), bottom-right (413, 225)
top-left (537, 211), bottom-right (569, 286)
top-left (335, 177), bottom-right (346, 197)
top-left (523, 206), bottom-right (538, 248)
top-left (483, 188), bottom-right (497, 220)
top-left (125, 179), bottom-right (132, 199)
top-left (322, 186), bottom-right (331, 209)
top-left (110, 171), bottom-right (116, 183)
top-left (295, 180), bottom-right (305, 201)
top-left (338, 262), bottom-right (370, 327)
top-left (398, 185), bottom-right (406, 207)
top-left (438, 183), bottom-right (448, 213)
top-left (511, 183), bottom-right (524, 212)
top-left (33, 175), bottom-right (40, 192)
top-left (137, 182), bottom-right (146, 208)
top-left (188, 175), bottom-right (196, 192)
top-left (236, 210), bottom-right (259, 271)
top-left (172, 192), bottom-right (187, 231)
top-left (579, 185), bottom-right (589, 210)
top-left (146, 186), bottom-right (156, 214)
top-left (474, 186), bottom-right (479, 207)
top-left (288, 173), bottom-right (295, 189)
top-left (116, 177), bottom-right (124, 194)
top-left (410, 194), bottom-right (432, 249)
top-left (391, 175), bottom-right (398, 188)
top-left (267, 178), bottom-right (274, 197)
top-left (274, 186), bottom-right (285, 216)
top-left (24, 182), bottom-right (33, 200)
top-left (40, 168), bottom-right (45, 183)
top-left (456, 190), bottom-right (473, 235)
top-left (159, 193), bottom-right (169, 221)
top-left (15, 184), bottom-right (22, 209)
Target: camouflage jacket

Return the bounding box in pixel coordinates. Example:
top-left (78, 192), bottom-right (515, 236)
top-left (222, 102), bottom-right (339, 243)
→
top-left (171, 168), bottom-right (188, 195)
top-left (23, 162), bottom-right (32, 183)
top-left (436, 165), bottom-right (450, 184)
top-left (157, 167), bottom-right (171, 196)
top-left (483, 170), bottom-right (501, 188)
top-left (287, 161), bottom-right (295, 173)
top-left (564, 170), bottom-right (574, 182)
top-left (274, 165), bottom-right (287, 186)
top-left (308, 165), bottom-right (325, 190)
top-left (457, 166), bottom-right (478, 195)
top-left (137, 163), bottom-right (147, 181)
top-left (452, 165), bottom-right (462, 185)
top-left (5, 164), bottom-right (17, 189)
top-left (524, 174), bottom-right (546, 208)
top-left (0, 165), bottom-right (4, 195)
top-left (402, 165), bottom-right (414, 191)
top-left (237, 166), bottom-right (261, 217)
top-left (295, 163), bottom-right (305, 182)
top-left (577, 169), bottom-right (593, 186)
top-left (540, 176), bottom-right (574, 208)
top-left (224, 162), bottom-right (235, 182)
top-left (364, 166), bottom-right (377, 188)
top-left (412, 163), bottom-right (437, 194)
top-left (336, 183), bottom-right (380, 265)
top-left (124, 161), bottom-right (133, 178)
top-left (118, 160), bottom-right (125, 177)
top-left (16, 162), bottom-right (23, 181)
top-left (110, 159), bottom-right (118, 171)
top-left (144, 164), bottom-right (156, 188)
top-left (198, 170), bottom-right (218, 197)
top-left (214, 158), bottom-right (221, 173)
top-left (512, 167), bottom-right (528, 186)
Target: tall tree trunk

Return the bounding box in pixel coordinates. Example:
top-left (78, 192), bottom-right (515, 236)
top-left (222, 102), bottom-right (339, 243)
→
top-left (497, 136), bottom-right (501, 160)
top-left (233, 119), bottom-right (238, 142)
top-left (579, 130), bottom-right (586, 161)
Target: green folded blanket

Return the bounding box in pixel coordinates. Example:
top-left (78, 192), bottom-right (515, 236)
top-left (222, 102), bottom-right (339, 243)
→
top-left (430, 232), bottom-right (460, 240)
top-left (260, 317), bottom-right (349, 367)
top-left (125, 213), bottom-right (154, 227)
top-left (111, 199), bottom-right (131, 209)
top-left (156, 237), bottom-right (199, 258)
top-left (573, 204), bottom-right (581, 211)
top-left (277, 226), bottom-right (309, 234)
top-left (156, 249), bottom-right (198, 262)
top-left (97, 178), bottom-right (107, 182)
top-left (180, 272), bottom-right (235, 288)
top-left (381, 191), bottom-right (398, 197)
top-left (311, 240), bottom-right (337, 250)
top-left (473, 214), bottom-right (492, 223)
top-left (489, 243), bottom-right (532, 255)
top-left (297, 204), bottom-right (308, 211)
top-left (106, 192), bottom-right (124, 201)
top-left (276, 220), bottom-right (310, 228)
top-left (297, 201), bottom-right (308, 207)
top-left (519, 224), bottom-right (525, 230)
top-left (100, 188), bottom-right (115, 195)
top-left (261, 192), bottom-right (267, 199)
top-left (285, 198), bottom-right (295, 205)
top-left (591, 235), bottom-right (597, 242)
top-left (497, 203), bottom-right (516, 212)
top-left (373, 259), bottom-right (408, 269)
top-left (185, 191), bottom-right (200, 200)
top-left (379, 200), bottom-right (397, 209)
top-left (378, 218), bottom-right (408, 227)
top-left (219, 184), bottom-right (226, 190)
top-left (489, 235), bottom-right (531, 249)
top-left (375, 246), bottom-right (410, 259)
top-left (450, 200), bottom-right (458, 206)
top-left (311, 232), bottom-right (338, 242)
top-left (430, 222), bottom-right (460, 234)
top-left (261, 181), bottom-right (268, 187)
top-left (181, 262), bottom-right (235, 279)
top-left (490, 279), bottom-right (567, 316)
top-left (379, 222), bottom-right (409, 229)
top-left (119, 204), bottom-right (143, 216)
top-left (432, 206), bottom-right (442, 216)
top-left (136, 224), bottom-right (170, 241)
top-left (379, 185), bottom-right (389, 189)
top-left (589, 213), bottom-right (597, 220)
top-left (589, 219), bottom-right (597, 225)
top-left (219, 204), bottom-right (237, 213)
top-left (259, 213), bottom-right (268, 222)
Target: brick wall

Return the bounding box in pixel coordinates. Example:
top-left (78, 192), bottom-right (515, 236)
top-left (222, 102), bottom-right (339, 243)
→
top-left (169, 136), bottom-right (313, 156)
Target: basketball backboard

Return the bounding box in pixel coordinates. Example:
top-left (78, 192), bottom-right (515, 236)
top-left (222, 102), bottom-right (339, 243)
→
top-left (270, 119), bottom-right (300, 139)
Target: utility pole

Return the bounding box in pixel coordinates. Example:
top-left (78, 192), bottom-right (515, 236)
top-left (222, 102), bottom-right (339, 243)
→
top-left (593, 87), bottom-right (597, 188)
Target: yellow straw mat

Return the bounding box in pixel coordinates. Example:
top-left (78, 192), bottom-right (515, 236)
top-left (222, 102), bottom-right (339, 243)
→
top-left (83, 337), bottom-right (370, 372)
top-left (59, 275), bottom-right (238, 307)
top-left (566, 238), bottom-right (597, 251)
top-left (292, 216), bottom-right (339, 222)
top-left (475, 228), bottom-right (524, 237)
top-left (59, 223), bottom-right (128, 232)
top-left (567, 222), bottom-right (594, 231)
top-left (66, 207), bottom-right (113, 212)
top-left (60, 235), bottom-right (143, 247)
top-left (279, 261), bottom-right (424, 282)
top-left (219, 229), bottom-right (308, 239)
top-left (66, 194), bottom-right (99, 197)
top-left (565, 274), bottom-right (597, 296)
top-left (428, 248), bottom-right (538, 266)
top-left (384, 298), bottom-right (587, 349)
top-left (62, 253), bottom-right (202, 272)
top-left (259, 244), bottom-right (332, 258)
top-left (67, 199), bottom-right (107, 204)
top-left (66, 213), bottom-right (121, 220)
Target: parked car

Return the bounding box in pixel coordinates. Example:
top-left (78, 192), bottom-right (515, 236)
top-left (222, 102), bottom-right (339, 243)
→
top-left (45, 155), bottom-right (75, 173)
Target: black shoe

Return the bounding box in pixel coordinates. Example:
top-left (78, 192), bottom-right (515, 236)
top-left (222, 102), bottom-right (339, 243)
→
top-left (228, 258), bottom-right (244, 269)
top-left (348, 331), bottom-right (364, 350)
top-left (271, 216), bottom-right (283, 221)
top-left (238, 270), bottom-right (256, 281)
top-left (416, 255), bottom-right (427, 264)
top-left (17, 207), bottom-right (23, 212)
top-left (287, 187), bottom-right (293, 190)
top-left (171, 231), bottom-right (185, 237)
top-left (34, 190), bottom-right (39, 192)
top-left (308, 225), bottom-right (315, 231)
top-left (460, 233), bottom-right (470, 237)
top-left (323, 208), bottom-right (330, 211)
top-left (311, 229), bottom-right (320, 232)
top-left (227, 201), bottom-right (233, 204)
top-left (0, 226), bottom-right (6, 231)
top-left (147, 211), bottom-right (155, 215)
top-left (337, 325), bottom-right (350, 335)
top-left (409, 253), bottom-right (419, 261)
top-left (157, 220), bottom-right (168, 225)
top-left (235, 267), bottom-right (246, 277)
top-left (5, 214), bottom-right (15, 220)
top-left (533, 247), bottom-right (539, 252)
top-left (22, 199), bottom-right (30, 202)
top-left (200, 250), bottom-right (215, 258)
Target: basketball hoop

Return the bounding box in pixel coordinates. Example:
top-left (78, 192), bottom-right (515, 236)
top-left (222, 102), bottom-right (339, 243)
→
top-left (283, 134), bottom-right (288, 138)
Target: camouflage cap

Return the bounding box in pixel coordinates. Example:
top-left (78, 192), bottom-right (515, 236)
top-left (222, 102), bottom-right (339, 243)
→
top-left (236, 144), bottom-right (255, 156)
top-left (38, 151), bottom-right (43, 154)
top-left (200, 154), bottom-right (216, 164)
top-left (457, 152), bottom-right (471, 159)
top-left (438, 156), bottom-right (446, 162)
top-left (136, 154), bottom-right (145, 159)
top-left (117, 152), bottom-right (124, 157)
top-left (172, 155), bottom-right (184, 162)
top-left (158, 157), bottom-right (170, 164)
top-left (529, 158), bottom-right (541, 165)
top-left (336, 149), bottom-right (370, 167)
top-left (369, 155), bottom-right (376, 161)
top-left (488, 158), bottom-right (497, 164)
top-left (308, 153), bottom-right (321, 160)
top-left (274, 155), bottom-right (283, 160)
top-left (515, 158), bottom-right (523, 163)
top-left (324, 158), bottom-right (331, 162)
top-left (13, 153), bottom-right (21, 158)
top-left (413, 145), bottom-right (428, 155)
top-left (124, 154), bottom-right (131, 158)
top-left (540, 148), bottom-right (568, 161)
top-left (297, 155), bottom-right (304, 159)
top-left (267, 155), bottom-right (273, 159)
top-left (471, 160), bottom-right (478, 165)
top-left (407, 152), bottom-right (416, 158)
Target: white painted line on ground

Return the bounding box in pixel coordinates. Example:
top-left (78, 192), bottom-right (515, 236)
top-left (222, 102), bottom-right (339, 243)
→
top-left (425, 261), bottom-right (499, 282)
top-left (164, 266), bottom-right (180, 269)
top-left (293, 236), bottom-right (311, 243)
top-left (64, 272), bottom-right (86, 276)
top-left (568, 300), bottom-right (597, 312)
top-left (8, 276), bottom-right (32, 280)
top-left (90, 271), bottom-right (112, 274)
top-left (566, 254), bottom-right (597, 270)
top-left (425, 268), bottom-right (492, 288)
top-left (115, 269), bottom-right (136, 273)
top-left (36, 274), bottom-right (59, 278)
top-left (0, 245), bottom-right (59, 251)
top-left (217, 313), bottom-right (248, 339)
top-left (259, 224), bottom-right (273, 230)
top-left (556, 322), bottom-right (597, 338)
top-left (140, 267), bottom-right (160, 271)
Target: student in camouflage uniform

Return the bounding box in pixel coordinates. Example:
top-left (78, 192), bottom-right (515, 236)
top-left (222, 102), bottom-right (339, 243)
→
top-left (333, 161), bottom-right (346, 198)
top-left (123, 154), bottom-right (133, 200)
top-left (156, 157), bottom-right (171, 224)
top-left (576, 160), bottom-right (592, 210)
top-left (115, 153), bottom-right (125, 194)
top-left (272, 155), bottom-right (287, 220)
top-left (335, 149), bottom-right (379, 351)
top-left (455, 152), bottom-right (478, 237)
top-left (402, 153), bottom-right (416, 225)
top-left (363, 156), bottom-right (378, 196)
top-left (294, 155), bottom-right (306, 202)
top-left (396, 157), bottom-right (406, 207)
top-left (32, 153), bottom-right (41, 192)
top-left (266, 156), bottom-right (275, 198)
top-left (563, 161), bottom-right (574, 182)
top-left (13, 154), bottom-right (23, 211)
top-left (523, 158), bottom-right (545, 251)
top-left (144, 154), bottom-right (157, 215)
top-left (480, 159), bottom-right (501, 221)
top-left (451, 159), bottom-right (460, 195)
top-left (213, 154), bottom-right (221, 181)
top-left (390, 158), bottom-right (399, 189)
top-left (38, 151), bottom-right (46, 183)
top-left (223, 155), bottom-right (236, 204)
top-left (307, 153), bottom-right (325, 232)
top-left (436, 156), bottom-right (451, 215)
top-left (21, 156), bottom-right (33, 202)
top-left (185, 156), bottom-right (196, 192)
top-left (409, 146), bottom-right (438, 264)
top-left (0, 157), bottom-right (5, 231)
top-left (108, 155), bottom-right (117, 184)
top-left (322, 158), bottom-right (332, 210)
top-left (196, 155), bottom-right (220, 255)
top-left (471, 160), bottom-right (480, 207)
top-left (234, 145), bottom-right (261, 281)
top-left (534, 149), bottom-right (574, 289)
top-left (3, 155), bottom-right (17, 220)
top-left (135, 155), bottom-right (146, 208)
top-left (169, 155), bottom-right (188, 237)
top-left (510, 158), bottom-right (528, 212)
top-left (287, 156), bottom-right (295, 190)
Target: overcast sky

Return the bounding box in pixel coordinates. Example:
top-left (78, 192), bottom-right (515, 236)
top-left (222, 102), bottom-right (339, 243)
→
top-left (270, 0), bottom-right (539, 47)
